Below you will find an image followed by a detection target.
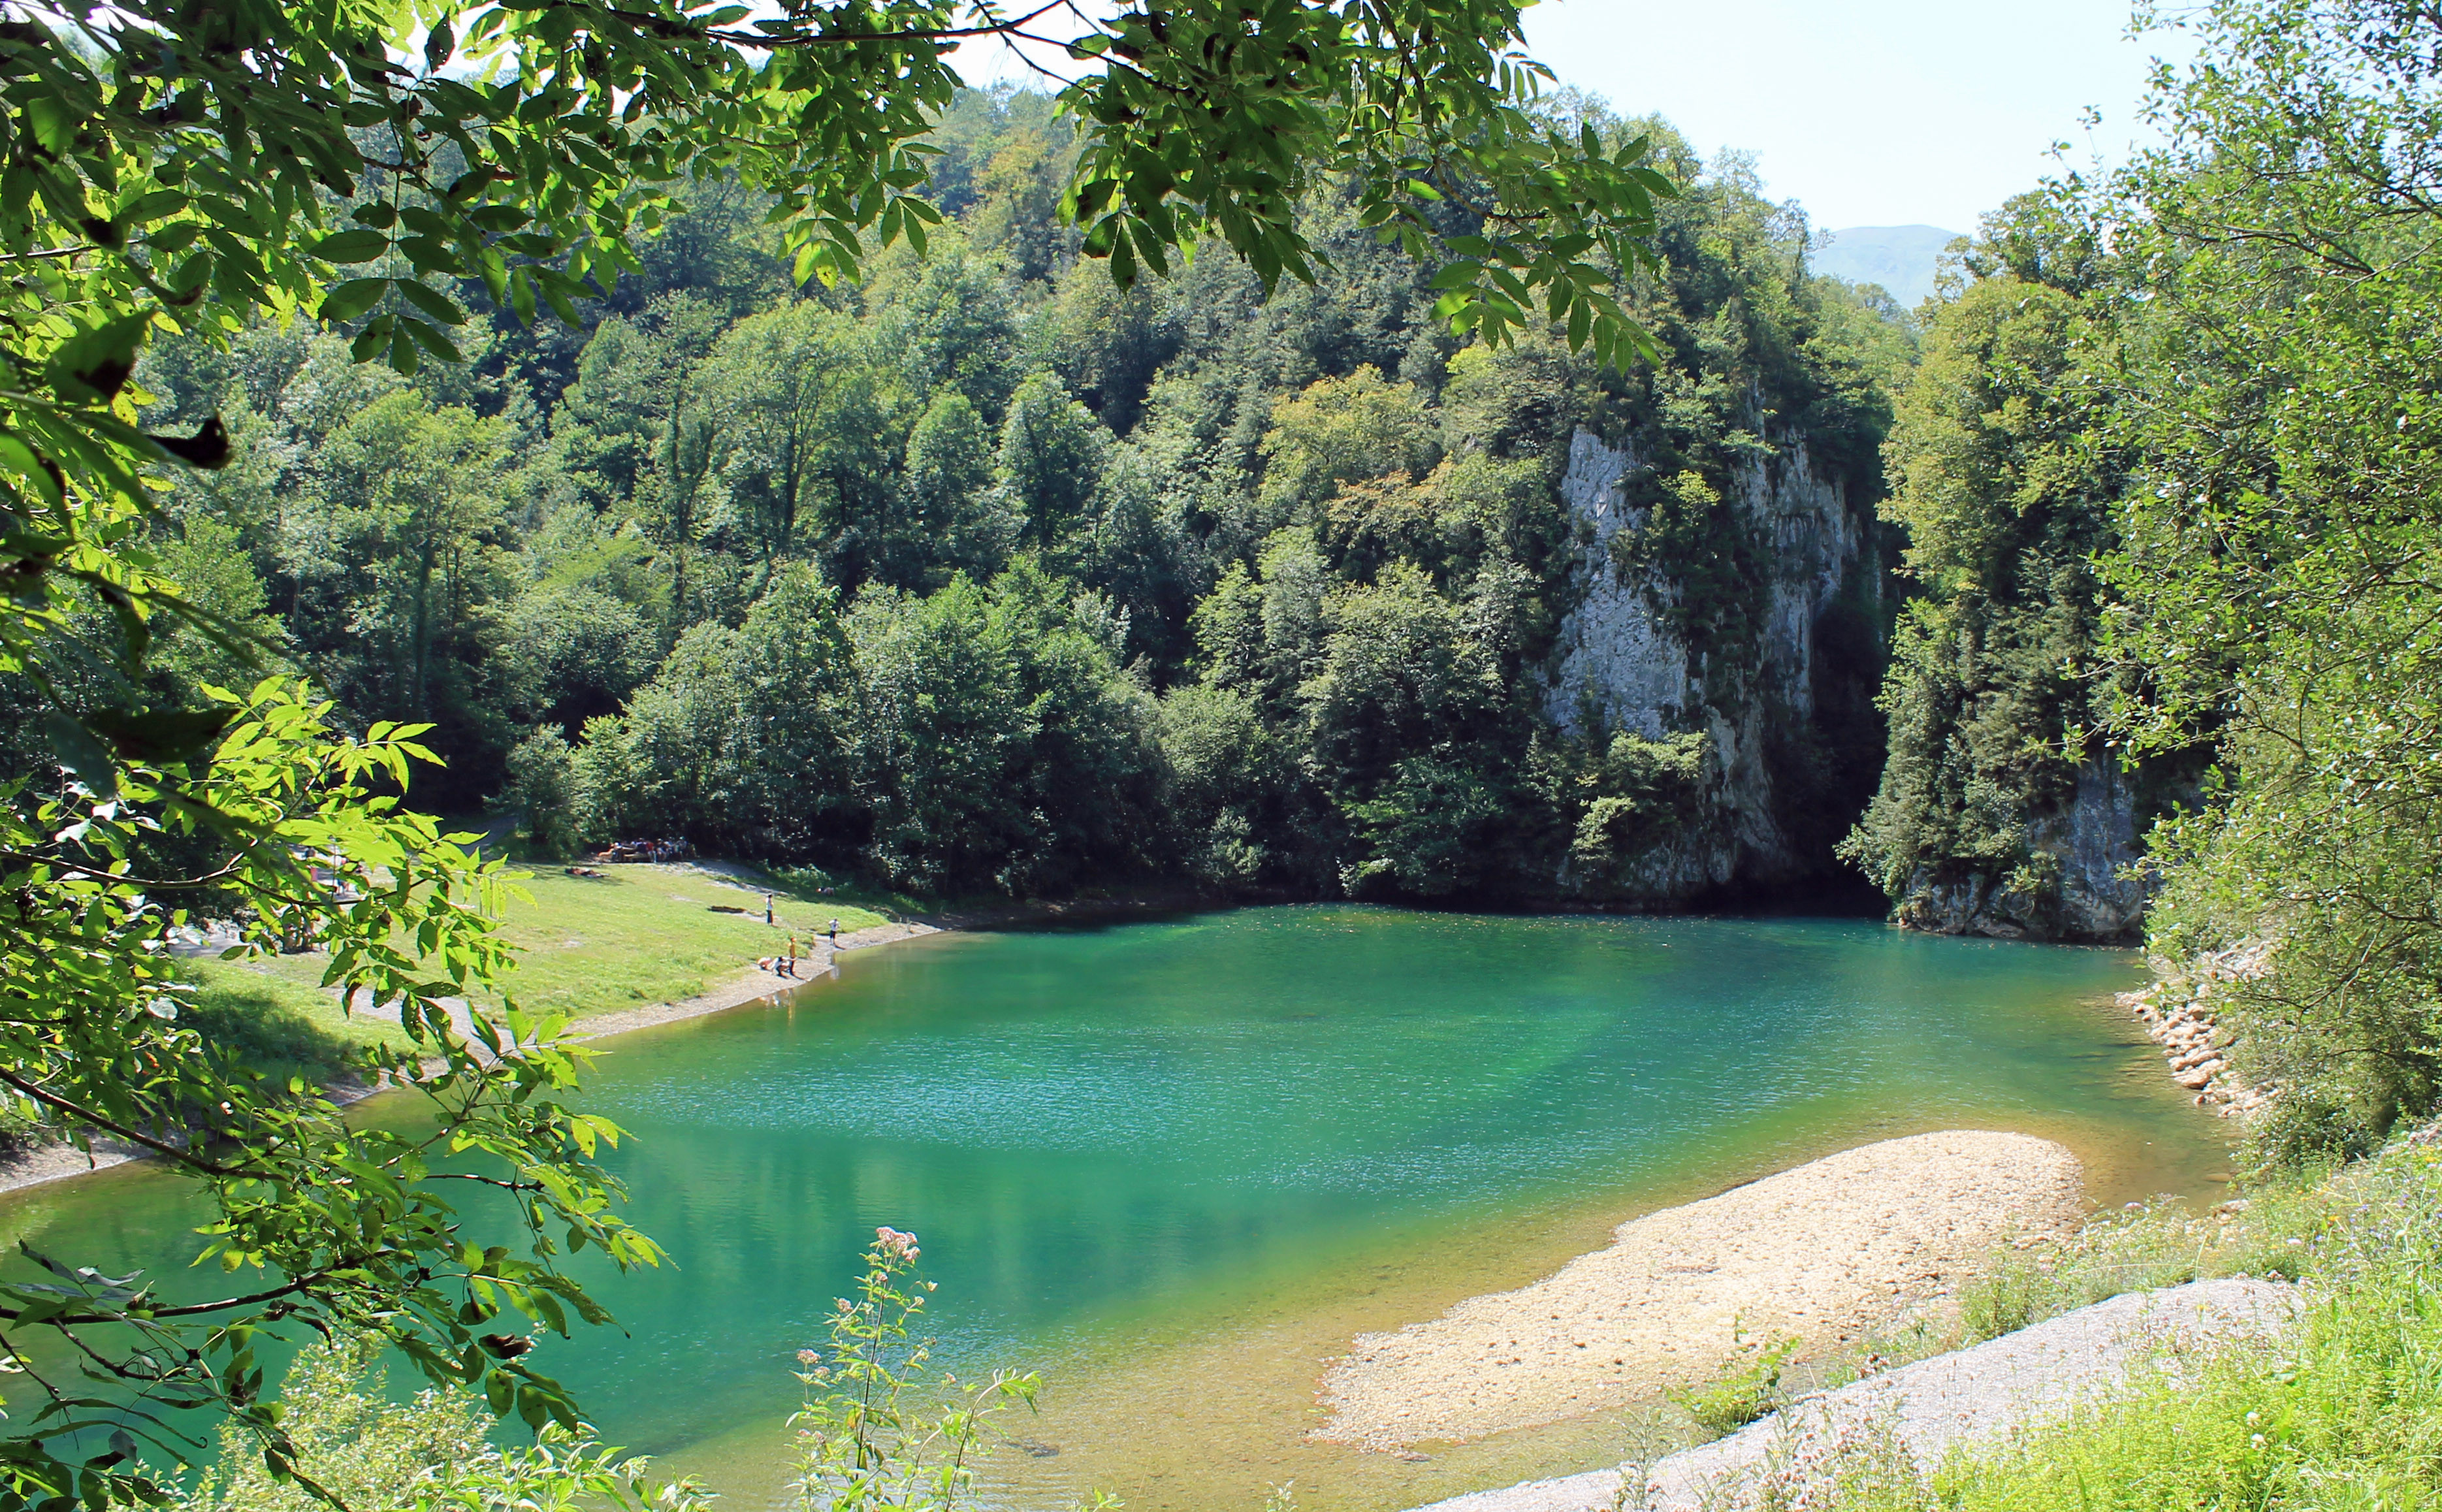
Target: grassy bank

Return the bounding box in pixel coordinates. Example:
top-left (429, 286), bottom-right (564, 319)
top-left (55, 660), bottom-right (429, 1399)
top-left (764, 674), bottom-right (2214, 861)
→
top-left (224, 861), bottom-right (896, 1048)
top-left (1803, 1134), bottom-right (2442, 1511)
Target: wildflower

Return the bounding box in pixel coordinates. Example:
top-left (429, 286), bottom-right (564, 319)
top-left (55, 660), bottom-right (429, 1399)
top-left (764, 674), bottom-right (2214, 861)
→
top-left (799, 1349), bottom-right (820, 1365)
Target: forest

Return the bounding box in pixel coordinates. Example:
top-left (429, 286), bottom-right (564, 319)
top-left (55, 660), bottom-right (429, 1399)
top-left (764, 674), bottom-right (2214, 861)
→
top-left (14, 89), bottom-right (1911, 907)
top-left (11, 3), bottom-right (2430, 1161)
top-left (6, 0), bottom-right (2442, 1504)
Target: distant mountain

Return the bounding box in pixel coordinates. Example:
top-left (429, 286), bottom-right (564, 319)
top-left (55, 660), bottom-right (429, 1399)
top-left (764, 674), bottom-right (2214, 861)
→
top-left (1814, 225), bottom-right (1962, 308)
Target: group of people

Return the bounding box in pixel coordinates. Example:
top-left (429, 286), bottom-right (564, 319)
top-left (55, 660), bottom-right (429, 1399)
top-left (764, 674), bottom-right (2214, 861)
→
top-left (594, 837), bottom-right (694, 863)
top-left (760, 918), bottom-right (843, 978)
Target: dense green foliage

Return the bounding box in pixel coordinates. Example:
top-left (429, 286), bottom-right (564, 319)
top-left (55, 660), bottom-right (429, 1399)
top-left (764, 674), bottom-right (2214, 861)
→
top-left (1850, 0), bottom-right (2442, 1148)
top-left (1837, 202), bottom-right (2154, 939)
top-left (95, 95), bottom-right (1905, 904)
top-left (2098, 0), bottom-right (2442, 1163)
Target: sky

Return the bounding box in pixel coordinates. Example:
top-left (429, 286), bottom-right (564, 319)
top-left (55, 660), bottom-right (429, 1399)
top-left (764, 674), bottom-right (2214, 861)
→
top-left (1518, 0), bottom-right (2191, 234)
top-left (946, 0), bottom-right (2196, 238)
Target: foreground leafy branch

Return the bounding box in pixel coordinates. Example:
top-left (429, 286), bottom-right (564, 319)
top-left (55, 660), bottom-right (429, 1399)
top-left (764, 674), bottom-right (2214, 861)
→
top-left (0, 1), bottom-right (1672, 1505)
top-left (0, 679), bottom-right (665, 1506)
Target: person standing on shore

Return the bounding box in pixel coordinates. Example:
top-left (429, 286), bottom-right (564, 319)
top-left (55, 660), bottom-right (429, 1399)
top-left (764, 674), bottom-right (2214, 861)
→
top-left (765, 892), bottom-right (774, 925)
top-left (828, 918), bottom-right (839, 946)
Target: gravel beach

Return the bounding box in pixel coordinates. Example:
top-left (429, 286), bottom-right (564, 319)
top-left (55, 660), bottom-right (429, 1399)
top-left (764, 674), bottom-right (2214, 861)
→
top-left (1316, 1130), bottom-right (2086, 1447)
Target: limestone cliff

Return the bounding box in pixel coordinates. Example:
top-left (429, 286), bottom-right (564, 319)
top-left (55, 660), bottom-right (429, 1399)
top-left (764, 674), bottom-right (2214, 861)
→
top-left (1888, 764), bottom-right (2151, 943)
top-left (1540, 425), bottom-right (1882, 903)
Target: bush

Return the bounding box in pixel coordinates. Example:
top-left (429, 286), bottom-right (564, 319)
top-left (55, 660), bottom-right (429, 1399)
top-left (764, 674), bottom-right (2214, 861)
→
top-left (1669, 1325), bottom-right (1797, 1440)
top-left (178, 1335), bottom-right (492, 1512)
top-left (180, 1335), bottom-right (713, 1512)
top-left (0, 1099), bottom-right (42, 1153)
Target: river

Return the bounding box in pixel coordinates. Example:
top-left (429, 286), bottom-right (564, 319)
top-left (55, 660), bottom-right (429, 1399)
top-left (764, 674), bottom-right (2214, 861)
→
top-left (0, 907), bottom-right (2226, 1511)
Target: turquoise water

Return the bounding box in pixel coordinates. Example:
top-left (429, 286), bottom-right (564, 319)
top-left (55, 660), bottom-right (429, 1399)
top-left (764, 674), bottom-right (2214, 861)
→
top-left (0, 908), bottom-right (2223, 1510)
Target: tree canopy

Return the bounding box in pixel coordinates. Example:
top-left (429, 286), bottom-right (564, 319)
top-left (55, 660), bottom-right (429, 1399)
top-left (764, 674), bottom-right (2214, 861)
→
top-left (0, 3), bottom-right (1688, 1506)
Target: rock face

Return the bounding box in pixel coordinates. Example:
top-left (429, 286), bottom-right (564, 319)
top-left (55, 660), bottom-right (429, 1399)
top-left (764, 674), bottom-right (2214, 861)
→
top-left (1541, 426), bottom-right (1879, 903)
top-left (1891, 763), bottom-right (2153, 944)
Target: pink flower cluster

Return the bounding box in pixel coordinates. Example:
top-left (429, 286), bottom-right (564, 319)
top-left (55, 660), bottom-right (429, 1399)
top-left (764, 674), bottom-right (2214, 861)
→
top-left (875, 1226), bottom-right (922, 1261)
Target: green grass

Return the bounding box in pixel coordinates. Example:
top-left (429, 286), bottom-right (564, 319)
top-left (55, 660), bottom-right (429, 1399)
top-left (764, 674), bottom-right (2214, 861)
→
top-left (180, 956), bottom-right (411, 1077)
top-left (1791, 1137), bottom-right (2442, 1511)
top-left (248, 861), bottom-right (895, 1023)
top-left (1955, 1185), bottom-right (2322, 1344)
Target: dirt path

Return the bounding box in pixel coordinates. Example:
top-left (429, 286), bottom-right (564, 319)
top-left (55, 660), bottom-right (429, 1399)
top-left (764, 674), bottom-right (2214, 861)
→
top-left (1315, 1131), bottom-right (2085, 1449)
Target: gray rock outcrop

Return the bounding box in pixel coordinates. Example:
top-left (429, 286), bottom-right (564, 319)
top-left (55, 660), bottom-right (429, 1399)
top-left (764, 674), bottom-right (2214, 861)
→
top-left (1400, 1278), bottom-right (2296, 1512)
top-left (1891, 762), bottom-right (2153, 942)
top-left (1540, 426), bottom-right (1878, 903)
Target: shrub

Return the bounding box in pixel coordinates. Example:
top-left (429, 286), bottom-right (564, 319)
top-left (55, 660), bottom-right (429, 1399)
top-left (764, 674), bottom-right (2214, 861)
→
top-left (178, 1335), bottom-right (492, 1512)
top-left (179, 1335), bottom-right (712, 1512)
top-left (1669, 1325), bottom-right (1797, 1440)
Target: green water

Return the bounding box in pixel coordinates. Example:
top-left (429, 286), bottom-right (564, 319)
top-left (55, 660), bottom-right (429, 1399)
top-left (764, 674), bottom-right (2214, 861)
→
top-left (0, 907), bottom-right (2224, 1510)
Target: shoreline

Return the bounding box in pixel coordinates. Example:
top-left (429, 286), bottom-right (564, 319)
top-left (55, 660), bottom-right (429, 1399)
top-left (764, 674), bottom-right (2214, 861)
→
top-left (0, 882), bottom-right (1225, 1199)
top-left (1313, 1130), bottom-right (2085, 1450)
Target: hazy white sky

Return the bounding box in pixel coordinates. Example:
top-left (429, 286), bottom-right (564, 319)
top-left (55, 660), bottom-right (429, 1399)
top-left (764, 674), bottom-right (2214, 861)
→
top-left (949, 1), bottom-right (2192, 237)
top-left (1518, 0), bottom-right (2187, 233)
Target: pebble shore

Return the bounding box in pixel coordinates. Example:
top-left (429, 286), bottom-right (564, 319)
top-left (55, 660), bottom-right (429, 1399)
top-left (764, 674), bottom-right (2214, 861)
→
top-left (2117, 944), bottom-right (2273, 1118)
top-left (1314, 1131), bottom-right (2084, 1449)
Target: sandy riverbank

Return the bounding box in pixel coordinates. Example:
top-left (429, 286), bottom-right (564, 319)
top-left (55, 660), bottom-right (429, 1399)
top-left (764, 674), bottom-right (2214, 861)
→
top-left (1314, 1130), bottom-right (2085, 1449)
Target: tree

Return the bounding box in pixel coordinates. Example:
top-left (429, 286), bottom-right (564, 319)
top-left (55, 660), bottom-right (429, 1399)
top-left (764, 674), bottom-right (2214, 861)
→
top-left (890, 389), bottom-right (1019, 590)
top-left (1257, 366), bottom-right (1440, 527)
top-left (0, 1), bottom-right (1677, 1501)
top-left (698, 304), bottom-right (901, 589)
top-left (995, 370), bottom-right (1112, 550)
top-left (308, 391), bottom-right (515, 726)
top-left (1837, 250), bottom-right (2135, 935)
top-left (2090, 0), bottom-right (2442, 1157)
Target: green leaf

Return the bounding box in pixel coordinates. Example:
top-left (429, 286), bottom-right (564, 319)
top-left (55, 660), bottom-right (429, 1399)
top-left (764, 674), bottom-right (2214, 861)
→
top-left (45, 314), bottom-right (153, 404)
top-left (313, 229), bottom-right (391, 263)
top-left (320, 278), bottom-right (391, 324)
top-left (394, 280), bottom-right (467, 325)
top-left (42, 713), bottom-right (117, 791)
